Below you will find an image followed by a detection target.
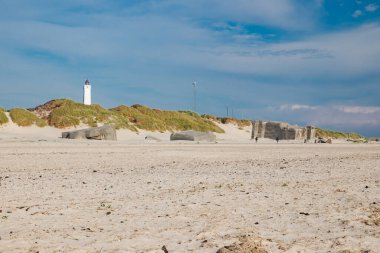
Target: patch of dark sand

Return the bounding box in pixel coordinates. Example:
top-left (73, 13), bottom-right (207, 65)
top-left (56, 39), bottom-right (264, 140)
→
top-left (339, 250), bottom-right (376, 253)
top-left (217, 235), bottom-right (269, 253)
top-left (362, 206), bottom-right (380, 227)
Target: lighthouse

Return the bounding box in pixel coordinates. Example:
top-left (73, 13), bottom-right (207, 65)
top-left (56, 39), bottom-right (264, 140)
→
top-left (83, 79), bottom-right (91, 105)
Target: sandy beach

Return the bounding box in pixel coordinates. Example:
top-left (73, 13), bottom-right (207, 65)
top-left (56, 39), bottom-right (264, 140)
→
top-left (0, 123), bottom-right (379, 253)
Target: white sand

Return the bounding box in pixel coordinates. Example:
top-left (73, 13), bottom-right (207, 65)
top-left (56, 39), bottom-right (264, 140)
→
top-left (0, 122), bottom-right (379, 253)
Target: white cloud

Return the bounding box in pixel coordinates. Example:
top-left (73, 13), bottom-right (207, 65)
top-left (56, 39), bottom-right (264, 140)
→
top-left (315, 0), bottom-right (324, 8)
top-left (365, 4), bottom-right (379, 12)
top-left (150, 0), bottom-right (320, 31)
top-left (193, 23), bottom-right (380, 81)
top-left (0, 1), bottom-right (379, 136)
top-left (336, 106), bottom-right (380, 114)
top-left (352, 10), bottom-right (363, 18)
top-left (280, 104), bottom-right (318, 111)
top-left (2, 1), bottom-right (378, 82)
top-left (312, 106), bottom-right (380, 129)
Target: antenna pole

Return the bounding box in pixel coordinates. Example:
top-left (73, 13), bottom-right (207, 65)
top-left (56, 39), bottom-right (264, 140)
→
top-left (192, 81), bottom-right (197, 112)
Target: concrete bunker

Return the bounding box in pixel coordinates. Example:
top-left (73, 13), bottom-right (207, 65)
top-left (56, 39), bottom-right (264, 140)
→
top-left (251, 120), bottom-right (316, 141)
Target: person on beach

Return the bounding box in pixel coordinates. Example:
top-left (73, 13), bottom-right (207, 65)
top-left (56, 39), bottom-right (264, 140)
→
top-left (276, 137), bottom-right (279, 143)
top-left (255, 137), bottom-right (258, 143)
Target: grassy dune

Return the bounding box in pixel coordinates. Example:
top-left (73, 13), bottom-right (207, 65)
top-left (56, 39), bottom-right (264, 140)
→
top-left (216, 117), bottom-right (251, 128)
top-left (43, 100), bottom-right (113, 128)
top-left (32, 99), bottom-right (224, 133)
top-left (0, 107), bottom-right (9, 125)
top-left (111, 105), bottom-right (224, 133)
top-left (316, 128), bottom-right (364, 140)
top-left (9, 108), bottom-right (47, 127)
top-left (1, 99), bottom-right (366, 139)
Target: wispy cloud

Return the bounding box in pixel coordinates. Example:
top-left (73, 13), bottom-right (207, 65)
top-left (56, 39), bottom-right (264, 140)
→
top-left (0, 1), bottom-right (379, 136)
top-left (352, 10), bottom-right (363, 18)
top-left (256, 104), bottom-right (380, 136)
top-left (336, 105), bottom-right (380, 114)
top-left (280, 104), bottom-right (318, 111)
top-left (1, 1), bottom-right (379, 82)
top-left (365, 4), bottom-right (379, 12)
top-left (145, 0), bottom-right (321, 31)
top-left (198, 23), bottom-right (380, 81)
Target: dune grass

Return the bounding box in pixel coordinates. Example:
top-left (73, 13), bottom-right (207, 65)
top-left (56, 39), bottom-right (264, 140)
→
top-left (12, 98), bottom-right (365, 139)
top-left (9, 108), bottom-right (47, 127)
top-left (316, 128), bottom-right (364, 140)
top-left (47, 99), bottom-right (111, 128)
top-left (216, 117), bottom-right (251, 127)
top-left (112, 105), bottom-right (166, 132)
top-left (0, 107), bottom-right (9, 125)
top-left (41, 99), bottom-right (135, 130)
top-left (35, 99), bottom-right (223, 132)
top-left (202, 115), bottom-right (251, 128)
top-left (112, 105), bottom-right (224, 133)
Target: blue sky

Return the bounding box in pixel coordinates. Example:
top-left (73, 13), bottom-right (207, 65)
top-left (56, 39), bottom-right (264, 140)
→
top-left (0, 0), bottom-right (380, 136)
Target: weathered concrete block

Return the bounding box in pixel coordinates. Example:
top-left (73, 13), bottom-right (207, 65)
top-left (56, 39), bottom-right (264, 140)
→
top-left (252, 120), bottom-right (316, 141)
top-left (170, 130), bottom-right (216, 142)
top-left (62, 125), bottom-right (117, 140)
top-left (317, 138), bottom-right (332, 144)
top-left (145, 135), bottom-right (162, 141)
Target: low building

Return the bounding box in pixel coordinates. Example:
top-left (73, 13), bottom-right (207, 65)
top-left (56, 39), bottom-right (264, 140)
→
top-left (251, 120), bottom-right (316, 141)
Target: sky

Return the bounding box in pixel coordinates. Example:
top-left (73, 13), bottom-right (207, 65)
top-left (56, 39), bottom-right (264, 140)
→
top-left (0, 0), bottom-right (380, 136)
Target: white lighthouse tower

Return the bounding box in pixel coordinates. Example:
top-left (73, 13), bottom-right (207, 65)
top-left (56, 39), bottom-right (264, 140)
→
top-left (83, 79), bottom-right (91, 105)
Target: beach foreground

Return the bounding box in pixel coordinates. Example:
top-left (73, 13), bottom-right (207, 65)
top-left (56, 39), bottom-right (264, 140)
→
top-left (0, 142), bottom-right (379, 253)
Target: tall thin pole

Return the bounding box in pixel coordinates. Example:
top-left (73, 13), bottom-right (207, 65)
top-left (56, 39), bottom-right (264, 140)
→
top-left (192, 81), bottom-right (197, 112)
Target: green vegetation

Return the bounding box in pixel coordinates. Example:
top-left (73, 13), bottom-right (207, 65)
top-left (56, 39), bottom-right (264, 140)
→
top-left (316, 128), bottom-right (364, 140)
top-left (216, 117), bottom-right (251, 127)
top-left (29, 99), bottom-right (223, 132)
top-left (7, 99), bottom-right (366, 139)
top-left (9, 108), bottom-right (47, 127)
top-left (38, 99), bottom-right (135, 130)
top-left (201, 115), bottom-right (251, 128)
top-left (0, 107), bottom-right (9, 125)
top-left (112, 105), bottom-right (224, 133)
top-left (46, 99), bottom-right (109, 128)
top-left (201, 114), bottom-right (218, 121)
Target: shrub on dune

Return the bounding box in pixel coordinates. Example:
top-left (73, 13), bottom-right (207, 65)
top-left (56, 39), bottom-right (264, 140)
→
top-left (217, 117), bottom-right (251, 127)
top-left (316, 128), bottom-right (363, 140)
top-left (111, 105), bottom-right (224, 133)
top-left (29, 99), bottom-right (224, 132)
top-left (38, 99), bottom-right (133, 130)
top-left (0, 107), bottom-right (9, 125)
top-left (9, 108), bottom-right (47, 127)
